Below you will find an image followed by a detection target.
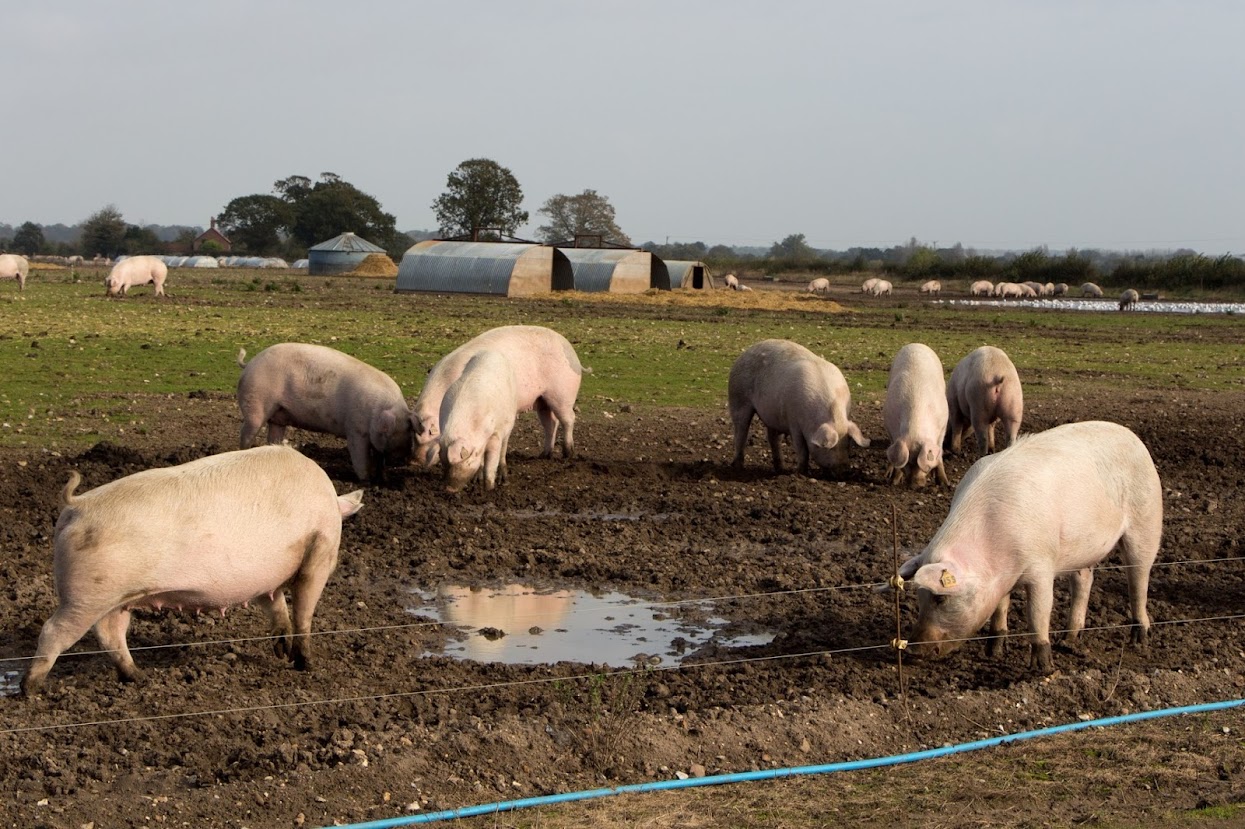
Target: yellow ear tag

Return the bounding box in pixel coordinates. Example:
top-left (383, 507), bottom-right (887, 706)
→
top-left (940, 569), bottom-right (957, 588)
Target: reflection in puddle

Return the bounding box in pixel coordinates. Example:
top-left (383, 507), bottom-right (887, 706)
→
top-left (1, 669), bottom-right (20, 697)
top-left (946, 298), bottom-right (1245, 315)
top-left (407, 584), bottom-right (773, 667)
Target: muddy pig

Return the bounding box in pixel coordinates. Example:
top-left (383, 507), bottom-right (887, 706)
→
top-left (412, 325), bottom-right (585, 467)
top-left (945, 345), bottom-right (1023, 455)
top-left (237, 343), bottom-right (413, 481)
top-left (438, 350), bottom-right (518, 492)
top-left (897, 421), bottom-right (1161, 673)
top-left (883, 343), bottom-right (949, 487)
top-left (105, 255), bottom-right (168, 297)
top-left (728, 339), bottom-right (869, 476)
top-left (21, 445), bottom-right (364, 694)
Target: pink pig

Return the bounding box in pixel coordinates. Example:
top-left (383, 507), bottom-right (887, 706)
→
top-left (22, 445), bottom-right (363, 694)
top-left (945, 345), bottom-right (1023, 455)
top-left (105, 255), bottom-right (168, 297)
top-left (412, 325), bottom-right (585, 467)
top-left (438, 350), bottom-right (518, 492)
top-left (883, 343), bottom-right (950, 488)
top-left (898, 421), bottom-right (1161, 673)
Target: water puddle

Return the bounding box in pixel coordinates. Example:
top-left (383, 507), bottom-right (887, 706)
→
top-left (945, 298), bottom-right (1245, 315)
top-left (1, 669), bottom-right (21, 697)
top-left (406, 583), bottom-right (773, 667)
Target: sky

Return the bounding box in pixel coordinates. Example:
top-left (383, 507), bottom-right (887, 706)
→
top-left (4, 1), bottom-right (1243, 254)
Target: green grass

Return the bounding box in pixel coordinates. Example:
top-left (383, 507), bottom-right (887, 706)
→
top-left (2, 268), bottom-right (1242, 449)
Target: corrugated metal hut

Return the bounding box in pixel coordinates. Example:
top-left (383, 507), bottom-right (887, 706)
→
top-left (395, 241), bottom-right (573, 296)
top-left (308, 232), bottom-right (386, 275)
top-left (559, 248), bottom-right (663, 293)
top-left (662, 259), bottom-right (715, 289)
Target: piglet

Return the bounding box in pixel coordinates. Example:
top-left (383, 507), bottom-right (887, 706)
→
top-left (22, 445), bottom-right (363, 694)
top-left (898, 421), bottom-right (1161, 673)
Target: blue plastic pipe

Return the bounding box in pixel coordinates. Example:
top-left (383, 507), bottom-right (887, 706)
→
top-left (327, 697), bottom-right (1245, 829)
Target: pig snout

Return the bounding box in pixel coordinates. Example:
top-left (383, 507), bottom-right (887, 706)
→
top-left (906, 625), bottom-right (962, 660)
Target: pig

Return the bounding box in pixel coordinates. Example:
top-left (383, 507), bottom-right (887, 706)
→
top-left (411, 325), bottom-right (585, 467)
top-left (0, 252), bottom-right (29, 290)
top-left (807, 277), bottom-right (830, 293)
top-left (897, 420), bottom-right (1161, 673)
top-left (945, 345), bottom-right (1023, 455)
top-left (1119, 288), bottom-right (1140, 311)
top-left (969, 280), bottom-right (994, 297)
top-left (1081, 282), bottom-right (1104, 298)
top-left (21, 445), bottom-right (364, 694)
top-left (105, 255), bottom-right (168, 297)
top-left (1053, 282), bottom-right (1069, 296)
top-left (860, 277), bottom-right (879, 294)
top-left (873, 279), bottom-right (893, 296)
top-left (995, 282), bottom-right (1022, 299)
top-left (1041, 282), bottom-right (1055, 297)
top-left (919, 280), bottom-right (941, 296)
top-left (237, 343), bottom-right (413, 482)
top-left (883, 343), bottom-right (950, 488)
top-left (723, 273), bottom-right (739, 289)
top-left (737, 283), bottom-right (753, 292)
top-left (1022, 281), bottom-right (1043, 296)
top-left (438, 350), bottom-right (518, 492)
top-left (728, 339), bottom-right (869, 476)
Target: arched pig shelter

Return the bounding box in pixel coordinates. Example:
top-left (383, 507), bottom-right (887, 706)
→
top-left (661, 259), bottom-right (715, 289)
top-left (558, 248), bottom-right (666, 292)
top-left (394, 241), bottom-right (573, 296)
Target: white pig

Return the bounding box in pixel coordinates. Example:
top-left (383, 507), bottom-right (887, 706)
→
top-left (439, 350), bottom-right (518, 492)
top-left (0, 253), bottom-right (29, 290)
top-left (897, 421), bottom-right (1161, 673)
top-left (237, 343), bottom-right (413, 482)
top-left (945, 346), bottom-right (1023, 455)
top-left (883, 343), bottom-right (949, 488)
top-left (728, 339), bottom-right (869, 476)
top-left (412, 325), bottom-right (585, 467)
top-left (105, 255), bottom-right (168, 297)
top-left (807, 277), bottom-right (830, 293)
top-left (860, 277), bottom-right (880, 294)
top-left (919, 280), bottom-right (941, 296)
top-left (1081, 282), bottom-right (1104, 298)
top-left (1119, 288), bottom-right (1140, 311)
top-left (724, 273), bottom-right (739, 289)
top-left (969, 280), bottom-right (994, 297)
top-left (21, 445), bottom-right (364, 694)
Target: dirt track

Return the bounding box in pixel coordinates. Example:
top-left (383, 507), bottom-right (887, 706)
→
top-left (2, 354), bottom-right (1244, 827)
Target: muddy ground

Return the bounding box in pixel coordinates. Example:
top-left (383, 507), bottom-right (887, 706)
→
top-left (1, 319), bottom-right (1244, 827)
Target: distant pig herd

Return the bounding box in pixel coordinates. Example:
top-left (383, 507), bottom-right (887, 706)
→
top-left (20, 322), bottom-right (1161, 694)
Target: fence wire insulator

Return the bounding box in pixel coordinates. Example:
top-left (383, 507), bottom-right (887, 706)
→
top-left (888, 574), bottom-right (906, 591)
top-left (891, 638), bottom-right (909, 651)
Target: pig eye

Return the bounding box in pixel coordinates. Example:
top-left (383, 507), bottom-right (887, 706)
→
top-left (933, 594), bottom-right (949, 606)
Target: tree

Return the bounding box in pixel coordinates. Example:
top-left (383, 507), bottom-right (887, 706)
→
top-left (536, 189), bottom-right (630, 245)
top-left (12, 222), bottom-right (45, 256)
top-left (122, 224), bottom-right (163, 255)
top-left (431, 158), bottom-right (528, 239)
top-left (219, 194), bottom-right (294, 255)
top-left (288, 173), bottom-right (399, 252)
top-left (80, 205), bottom-right (128, 257)
top-left (768, 233), bottom-right (815, 263)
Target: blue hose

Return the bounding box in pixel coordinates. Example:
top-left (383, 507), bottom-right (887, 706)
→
top-left (327, 697), bottom-right (1244, 829)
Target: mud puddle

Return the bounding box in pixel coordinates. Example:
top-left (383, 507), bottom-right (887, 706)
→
top-left (407, 583), bottom-right (773, 667)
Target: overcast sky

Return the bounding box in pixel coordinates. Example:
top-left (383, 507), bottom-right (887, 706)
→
top-left (5, 1), bottom-right (1243, 253)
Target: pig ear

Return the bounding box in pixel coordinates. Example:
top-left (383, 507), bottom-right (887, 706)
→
top-left (913, 562), bottom-right (963, 595)
top-left (810, 426), bottom-right (838, 451)
top-left (897, 552), bottom-right (926, 580)
top-left (887, 439), bottom-right (909, 470)
top-left (846, 421), bottom-right (870, 448)
top-left (338, 490), bottom-right (364, 518)
top-left (376, 410), bottom-right (397, 438)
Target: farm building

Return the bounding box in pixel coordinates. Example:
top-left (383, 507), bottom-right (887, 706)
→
top-left (308, 232), bottom-right (387, 275)
top-left (192, 217), bottom-right (232, 253)
top-left (661, 259), bottom-right (715, 289)
top-left (395, 241), bottom-right (573, 296)
top-left (560, 248), bottom-right (664, 292)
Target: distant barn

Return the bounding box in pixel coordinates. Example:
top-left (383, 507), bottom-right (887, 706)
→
top-left (395, 241), bottom-right (573, 296)
top-left (559, 248), bottom-right (665, 292)
top-left (309, 232), bottom-right (387, 275)
top-left (661, 259), bottom-right (715, 290)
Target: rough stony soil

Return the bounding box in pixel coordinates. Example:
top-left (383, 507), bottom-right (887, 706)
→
top-left (1, 381), bottom-right (1244, 827)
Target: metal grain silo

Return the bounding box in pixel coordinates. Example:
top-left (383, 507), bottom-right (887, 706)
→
top-left (395, 241), bottom-right (573, 296)
top-left (558, 248), bottom-right (663, 293)
top-left (308, 232), bottom-right (386, 275)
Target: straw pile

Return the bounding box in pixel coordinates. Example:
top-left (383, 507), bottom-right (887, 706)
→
top-left (343, 253), bottom-right (398, 277)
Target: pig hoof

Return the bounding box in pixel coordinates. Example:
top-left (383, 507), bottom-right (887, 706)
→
top-left (1130, 625), bottom-right (1150, 648)
top-left (117, 667), bottom-right (143, 684)
top-left (1029, 643), bottom-right (1054, 674)
top-left (292, 653), bottom-right (309, 671)
top-left (986, 637), bottom-right (1006, 659)
top-left (19, 675), bottom-right (44, 697)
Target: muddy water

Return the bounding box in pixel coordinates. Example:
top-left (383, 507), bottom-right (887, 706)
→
top-left (946, 298), bottom-right (1245, 314)
top-left (407, 583), bottom-right (774, 667)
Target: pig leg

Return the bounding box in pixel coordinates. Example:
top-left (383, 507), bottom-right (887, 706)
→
top-left (987, 592), bottom-right (1011, 658)
top-left (792, 431), bottom-right (810, 476)
top-left (254, 591), bottom-right (294, 660)
top-left (945, 405), bottom-right (964, 453)
top-left (934, 461), bottom-right (950, 487)
top-left (286, 536), bottom-right (339, 671)
top-left (497, 430), bottom-right (511, 484)
top-left (1120, 526), bottom-right (1159, 646)
top-left (730, 403), bottom-right (755, 468)
top-left (93, 608), bottom-right (141, 683)
top-left (482, 433), bottom-right (503, 490)
top-left (346, 432), bottom-right (375, 482)
top-left (972, 410), bottom-right (993, 455)
top-left (1002, 417), bottom-right (1021, 449)
top-left (1063, 567), bottom-right (1094, 643)
top-left (1024, 578), bottom-right (1056, 673)
top-left (22, 603), bottom-right (100, 694)
top-left (766, 427), bottom-right (784, 473)
top-left (535, 400), bottom-right (560, 459)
